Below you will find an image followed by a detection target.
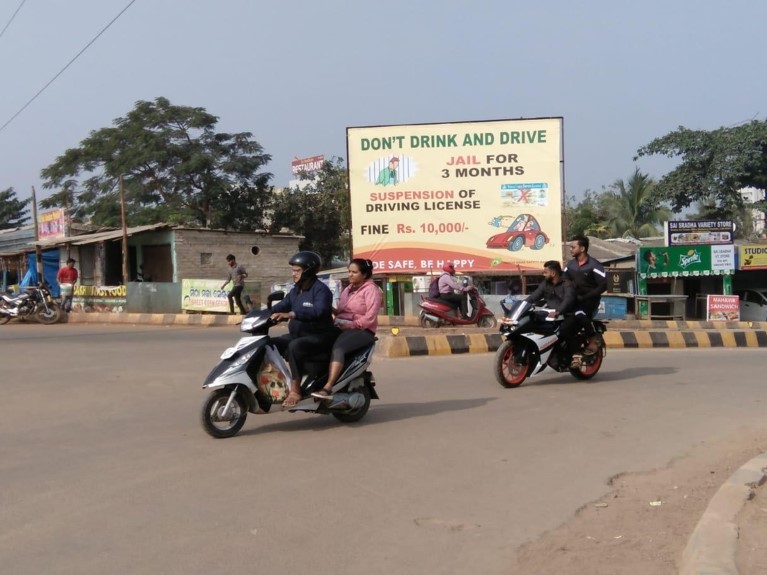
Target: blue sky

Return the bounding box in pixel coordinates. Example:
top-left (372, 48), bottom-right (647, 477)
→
top-left (1, 0), bottom-right (764, 205)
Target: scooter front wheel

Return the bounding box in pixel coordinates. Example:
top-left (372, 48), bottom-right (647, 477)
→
top-left (493, 340), bottom-right (528, 388)
top-left (477, 315), bottom-right (497, 328)
top-left (201, 389), bottom-right (248, 438)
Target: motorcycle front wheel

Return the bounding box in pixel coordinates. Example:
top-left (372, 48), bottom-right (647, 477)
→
top-left (493, 340), bottom-right (529, 388)
top-left (332, 385), bottom-right (371, 423)
top-left (570, 346), bottom-right (604, 380)
top-left (37, 305), bottom-right (62, 325)
top-left (0, 312), bottom-right (10, 325)
top-left (200, 389), bottom-right (248, 438)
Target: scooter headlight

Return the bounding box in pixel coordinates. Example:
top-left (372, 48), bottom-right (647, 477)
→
top-left (224, 349), bottom-right (256, 372)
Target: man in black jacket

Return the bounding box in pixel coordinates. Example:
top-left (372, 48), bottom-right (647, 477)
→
top-left (563, 235), bottom-right (608, 367)
top-left (525, 260), bottom-right (575, 318)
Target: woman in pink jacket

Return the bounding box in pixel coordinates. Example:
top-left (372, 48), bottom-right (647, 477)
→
top-left (312, 258), bottom-right (382, 400)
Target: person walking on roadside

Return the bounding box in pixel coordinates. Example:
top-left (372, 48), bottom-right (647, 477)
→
top-left (563, 235), bottom-right (607, 368)
top-left (221, 254), bottom-right (247, 314)
top-left (56, 258), bottom-right (78, 313)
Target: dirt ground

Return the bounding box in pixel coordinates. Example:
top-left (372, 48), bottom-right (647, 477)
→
top-left (512, 426), bottom-right (767, 575)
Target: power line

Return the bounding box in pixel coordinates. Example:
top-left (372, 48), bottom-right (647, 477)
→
top-left (0, 0), bottom-right (27, 41)
top-left (0, 0), bottom-right (137, 135)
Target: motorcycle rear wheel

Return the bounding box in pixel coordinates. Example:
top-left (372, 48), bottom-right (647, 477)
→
top-left (37, 305), bottom-right (62, 325)
top-left (201, 389), bottom-right (248, 438)
top-left (570, 346), bottom-right (604, 380)
top-left (493, 340), bottom-right (528, 388)
top-left (332, 385), bottom-right (371, 423)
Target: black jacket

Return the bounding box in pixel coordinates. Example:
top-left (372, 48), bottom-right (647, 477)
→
top-left (525, 277), bottom-right (576, 314)
top-left (563, 256), bottom-right (607, 313)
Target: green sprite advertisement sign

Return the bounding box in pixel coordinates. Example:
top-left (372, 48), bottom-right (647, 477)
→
top-left (637, 245), bottom-right (735, 279)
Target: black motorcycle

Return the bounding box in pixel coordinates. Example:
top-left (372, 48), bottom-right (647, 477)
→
top-left (0, 284), bottom-right (62, 325)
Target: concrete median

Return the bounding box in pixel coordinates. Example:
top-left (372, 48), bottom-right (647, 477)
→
top-left (63, 313), bottom-right (767, 357)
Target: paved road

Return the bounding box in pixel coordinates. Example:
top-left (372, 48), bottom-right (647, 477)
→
top-left (1, 324), bottom-right (765, 575)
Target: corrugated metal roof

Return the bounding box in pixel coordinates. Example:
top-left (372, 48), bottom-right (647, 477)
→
top-left (31, 223), bottom-right (172, 247)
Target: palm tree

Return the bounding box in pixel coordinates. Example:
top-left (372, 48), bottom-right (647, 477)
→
top-left (607, 168), bottom-right (672, 238)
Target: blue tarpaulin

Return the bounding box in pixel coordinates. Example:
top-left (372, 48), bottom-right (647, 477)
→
top-left (23, 251), bottom-right (61, 297)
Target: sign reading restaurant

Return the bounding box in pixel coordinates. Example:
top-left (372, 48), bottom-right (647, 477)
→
top-left (665, 220), bottom-right (734, 246)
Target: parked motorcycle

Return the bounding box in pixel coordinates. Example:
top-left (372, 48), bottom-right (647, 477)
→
top-left (418, 286), bottom-right (498, 328)
top-left (0, 284), bottom-right (62, 325)
top-left (200, 293), bottom-right (379, 438)
top-left (493, 298), bottom-right (606, 387)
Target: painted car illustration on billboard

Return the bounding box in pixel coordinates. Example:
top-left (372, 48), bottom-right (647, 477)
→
top-left (485, 214), bottom-right (550, 251)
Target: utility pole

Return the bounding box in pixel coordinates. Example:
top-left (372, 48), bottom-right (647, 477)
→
top-left (31, 186), bottom-right (43, 286)
top-left (119, 175), bottom-right (129, 283)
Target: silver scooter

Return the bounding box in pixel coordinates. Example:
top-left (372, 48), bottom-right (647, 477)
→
top-left (200, 292), bottom-right (379, 438)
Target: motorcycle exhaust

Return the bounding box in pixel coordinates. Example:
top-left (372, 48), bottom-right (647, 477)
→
top-left (422, 313), bottom-right (441, 323)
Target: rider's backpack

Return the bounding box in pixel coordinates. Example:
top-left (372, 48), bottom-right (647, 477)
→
top-left (428, 276), bottom-right (441, 298)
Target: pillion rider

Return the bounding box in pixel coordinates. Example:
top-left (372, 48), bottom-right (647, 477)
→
top-left (563, 235), bottom-right (608, 368)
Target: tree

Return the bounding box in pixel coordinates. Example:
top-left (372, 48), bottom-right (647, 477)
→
top-left (0, 187), bottom-right (31, 230)
top-left (636, 120), bottom-right (767, 221)
top-left (271, 158), bottom-right (351, 266)
top-left (605, 168), bottom-right (671, 238)
top-left (39, 97), bottom-right (274, 230)
top-left (564, 190), bottom-right (614, 238)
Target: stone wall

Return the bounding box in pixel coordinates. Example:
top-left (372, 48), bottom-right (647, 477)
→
top-left (173, 229), bottom-right (301, 302)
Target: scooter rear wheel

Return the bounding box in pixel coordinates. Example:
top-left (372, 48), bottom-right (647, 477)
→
top-left (332, 385), bottom-right (371, 423)
top-left (494, 340), bottom-right (528, 388)
top-left (201, 389), bottom-right (248, 438)
top-left (418, 312), bottom-right (439, 329)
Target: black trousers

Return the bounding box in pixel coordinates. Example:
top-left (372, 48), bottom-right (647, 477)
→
top-left (227, 285), bottom-right (246, 314)
top-left (560, 310), bottom-right (596, 355)
top-left (271, 332), bottom-right (337, 383)
top-left (440, 293), bottom-right (467, 317)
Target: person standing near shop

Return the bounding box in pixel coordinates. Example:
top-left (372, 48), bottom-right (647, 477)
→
top-left (221, 254), bottom-right (247, 314)
top-left (57, 258), bottom-right (78, 313)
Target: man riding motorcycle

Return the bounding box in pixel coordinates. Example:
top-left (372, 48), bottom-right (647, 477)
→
top-left (524, 260), bottom-right (576, 321)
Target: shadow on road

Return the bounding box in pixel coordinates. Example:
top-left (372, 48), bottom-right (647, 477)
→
top-left (238, 397), bottom-right (496, 436)
top-left (516, 365), bottom-right (679, 387)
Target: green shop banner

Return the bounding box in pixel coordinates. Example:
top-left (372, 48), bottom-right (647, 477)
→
top-left (637, 245), bottom-right (735, 279)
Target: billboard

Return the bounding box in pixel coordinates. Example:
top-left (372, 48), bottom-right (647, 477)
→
top-left (346, 118), bottom-right (564, 273)
top-left (665, 220), bottom-right (733, 246)
top-left (740, 244), bottom-right (767, 270)
top-left (291, 154), bottom-right (325, 176)
top-left (38, 208), bottom-right (66, 240)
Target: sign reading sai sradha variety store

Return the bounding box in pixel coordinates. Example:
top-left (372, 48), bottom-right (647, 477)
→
top-left (346, 118), bottom-right (564, 273)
